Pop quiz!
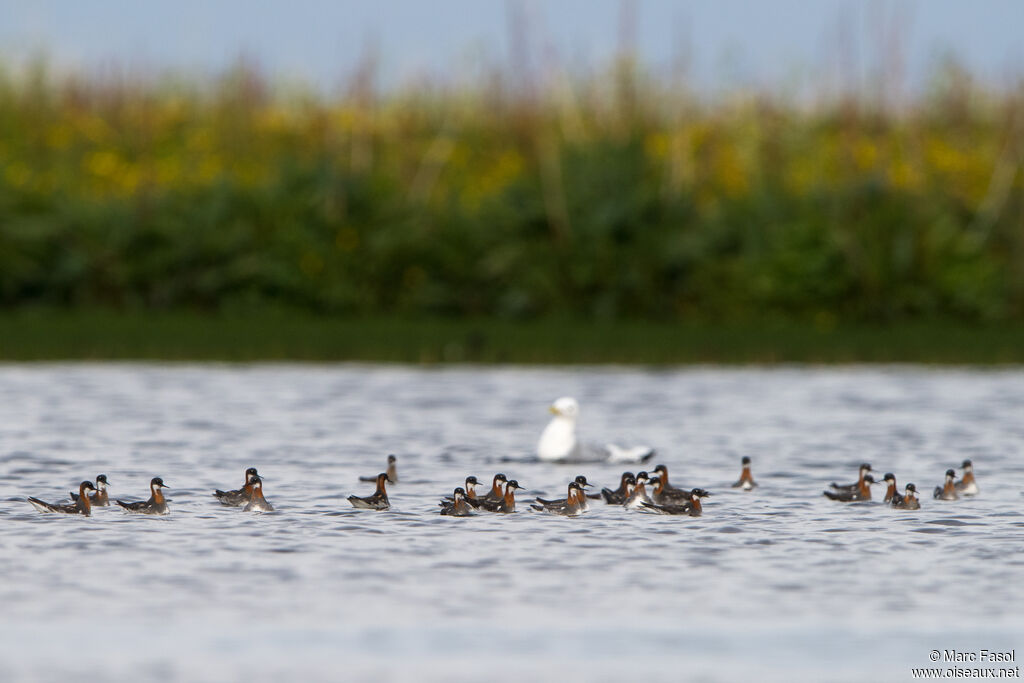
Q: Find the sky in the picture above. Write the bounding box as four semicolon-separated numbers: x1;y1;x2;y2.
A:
0;0;1021;95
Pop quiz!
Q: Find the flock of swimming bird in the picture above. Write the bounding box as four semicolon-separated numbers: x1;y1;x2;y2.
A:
820;459;979;509
23;452;980;519
21;396;981;518
434;462;721;517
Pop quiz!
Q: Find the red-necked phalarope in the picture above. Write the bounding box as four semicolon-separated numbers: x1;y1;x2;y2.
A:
954;459;978;496
642;488;710;516
892;483;921;510
882;473;898;503
28;481;97;516
214;467;259;506
243;475;274;512
462;475;482;504
829;463;872;492
624;471;654;509
70;474;110;506
443;476;483;507
440;487;475;516
481;473;508;503
650;465;688;500
531;481;585;516
731;457;758;490
650;472;694;505
478;479;523;513
823;474;875;502
534;475;593;511
573;475;594;510
360;454;398;484
116;477;169;515
348;472;390;510
600;472;635;504
933;469;958;501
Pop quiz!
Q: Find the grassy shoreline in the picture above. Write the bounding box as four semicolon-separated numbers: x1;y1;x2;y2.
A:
3;62;1023;326
1;311;1022;364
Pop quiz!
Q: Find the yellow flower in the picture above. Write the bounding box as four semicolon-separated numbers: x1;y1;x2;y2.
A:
4;162;31;188
852;139;879;171
644;132;669;159
86;151;121;179
46;123;74;150
888;158;921;192
714;143;749;196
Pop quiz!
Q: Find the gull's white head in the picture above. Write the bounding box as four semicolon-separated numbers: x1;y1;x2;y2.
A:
538;397;580;461
549;397;579;419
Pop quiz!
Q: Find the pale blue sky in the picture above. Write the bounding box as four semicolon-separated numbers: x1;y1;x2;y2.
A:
0;1;1020;94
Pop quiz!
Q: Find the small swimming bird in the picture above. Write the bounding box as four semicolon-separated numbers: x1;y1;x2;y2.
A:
574;475;594;511
536;397;654;463
933;469;959;501
531;481;585;516
481;473;508;503
881;473;898;503
214;467;260;506
641;488;710;516
459;475;481;500
892;483;921;510
534;475;593;511
624;471;654;509
443;475;483;506
829;463;872;492
70;474;110;506
731;457;758;490
648;474;669;504
600;472;635;504
650;464;689;502
478;480;523;513
649;473;693;505
954;459;978;496
823;474;875;502
440;487;475;517
116;477;170;515
533;478;585;509
347;472;390;510
360;454;398;484
243;475;274;512
28;481;97;516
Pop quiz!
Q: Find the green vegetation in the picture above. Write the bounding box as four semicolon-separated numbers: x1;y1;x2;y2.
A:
0;58;1022;361
2;311;1023;364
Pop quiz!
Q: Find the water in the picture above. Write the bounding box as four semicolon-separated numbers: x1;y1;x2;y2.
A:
1;364;1022;682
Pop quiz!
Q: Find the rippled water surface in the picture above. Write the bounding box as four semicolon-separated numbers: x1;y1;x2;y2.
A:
1;364;1022;682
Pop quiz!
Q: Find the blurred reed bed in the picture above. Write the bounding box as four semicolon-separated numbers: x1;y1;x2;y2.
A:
0;57;1022;323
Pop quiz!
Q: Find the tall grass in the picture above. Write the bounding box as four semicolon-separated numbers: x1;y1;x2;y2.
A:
0;57;1021;323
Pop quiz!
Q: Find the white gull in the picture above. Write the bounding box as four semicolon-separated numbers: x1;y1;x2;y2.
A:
536;396;655;464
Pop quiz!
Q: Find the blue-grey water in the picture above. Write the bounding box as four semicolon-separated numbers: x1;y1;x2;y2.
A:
1;364;1022;682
